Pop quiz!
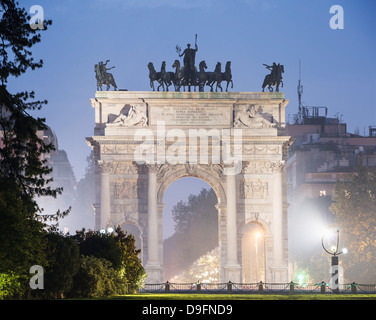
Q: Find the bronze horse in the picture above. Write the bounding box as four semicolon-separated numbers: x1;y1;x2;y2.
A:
198;61;222;92
172;60;183;91
221;61;233;92
95;63;117;91
148;62;164;91
160;61;175;92
148;59;232;92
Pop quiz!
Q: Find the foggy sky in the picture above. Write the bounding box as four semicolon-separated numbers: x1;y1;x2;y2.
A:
7;1;376;234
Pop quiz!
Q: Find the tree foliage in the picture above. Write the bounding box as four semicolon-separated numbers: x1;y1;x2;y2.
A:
43;232;80;298
0;1;69;298
0;0;67;222
70;255;126;299
0;177;47;298
330;166;376;282
72;227;146;293
173;247;220;283
0;2;145;298
0;271;23;299
165;188;218;277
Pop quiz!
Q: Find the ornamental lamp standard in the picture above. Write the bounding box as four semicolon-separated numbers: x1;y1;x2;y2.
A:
255;232;261;282
321;227;347;294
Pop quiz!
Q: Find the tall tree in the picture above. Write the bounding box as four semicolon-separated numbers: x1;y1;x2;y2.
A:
0;1;66;297
0;1;65;221
330;166;376;282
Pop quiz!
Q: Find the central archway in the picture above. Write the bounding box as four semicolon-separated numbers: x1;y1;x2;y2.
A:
162;177;219;282
153;164;229;282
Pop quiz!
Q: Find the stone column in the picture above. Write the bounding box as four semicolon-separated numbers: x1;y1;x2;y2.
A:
99;161;111;229
224;172;241;282
157;202;166;267
272;161;287;282
145;164;162;282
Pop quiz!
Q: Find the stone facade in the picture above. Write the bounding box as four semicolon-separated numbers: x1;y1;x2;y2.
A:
86;91;292;283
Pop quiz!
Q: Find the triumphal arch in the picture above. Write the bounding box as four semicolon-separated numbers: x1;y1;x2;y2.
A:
86;90;292;283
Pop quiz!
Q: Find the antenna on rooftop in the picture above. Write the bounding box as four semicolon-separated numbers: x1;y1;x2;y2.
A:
297;60;303;123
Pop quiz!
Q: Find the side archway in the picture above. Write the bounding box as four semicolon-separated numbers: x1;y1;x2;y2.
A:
114;217;146;263
239;220;270;283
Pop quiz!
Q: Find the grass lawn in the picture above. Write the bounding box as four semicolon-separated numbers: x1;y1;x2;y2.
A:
105;293;376;300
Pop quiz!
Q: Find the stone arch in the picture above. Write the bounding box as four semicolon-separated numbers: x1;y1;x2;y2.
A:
157;164;227;205
88;91;292;284
114;216;145;239
240;217;271;237
115;218;145;263
114;215;146;237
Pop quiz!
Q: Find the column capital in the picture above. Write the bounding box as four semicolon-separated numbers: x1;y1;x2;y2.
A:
146;163;160;174
97;160;112;174
271;160;285;173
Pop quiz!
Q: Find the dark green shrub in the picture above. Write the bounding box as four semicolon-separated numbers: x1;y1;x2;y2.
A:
69;255;125;298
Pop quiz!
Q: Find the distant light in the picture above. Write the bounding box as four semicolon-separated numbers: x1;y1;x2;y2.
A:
331;245;337;252
255;232;261;239
107;227;114;233
100;229;106;234
297;274;304;284
342;248;348;254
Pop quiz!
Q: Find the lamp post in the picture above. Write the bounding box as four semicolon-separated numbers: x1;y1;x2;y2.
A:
255;232;261;282
321;227;347;294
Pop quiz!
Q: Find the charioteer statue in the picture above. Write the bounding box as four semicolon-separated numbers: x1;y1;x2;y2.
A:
176;34;198;88
147;34;234;93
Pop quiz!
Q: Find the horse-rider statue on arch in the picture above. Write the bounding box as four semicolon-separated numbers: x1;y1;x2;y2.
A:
262;62;284;92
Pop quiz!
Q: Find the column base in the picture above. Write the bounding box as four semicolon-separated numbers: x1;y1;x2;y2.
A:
145;263;163;283
223;263;241;283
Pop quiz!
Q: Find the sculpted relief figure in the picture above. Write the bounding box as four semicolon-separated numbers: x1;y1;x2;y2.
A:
114;179;139;199
108;105;148;127
234;105;276;129
240;179;269;199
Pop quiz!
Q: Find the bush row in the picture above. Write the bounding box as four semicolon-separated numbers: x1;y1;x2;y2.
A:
1;227;146;299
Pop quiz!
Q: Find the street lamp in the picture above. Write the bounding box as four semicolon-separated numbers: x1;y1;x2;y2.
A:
321;227;347;293
255;232;261;282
